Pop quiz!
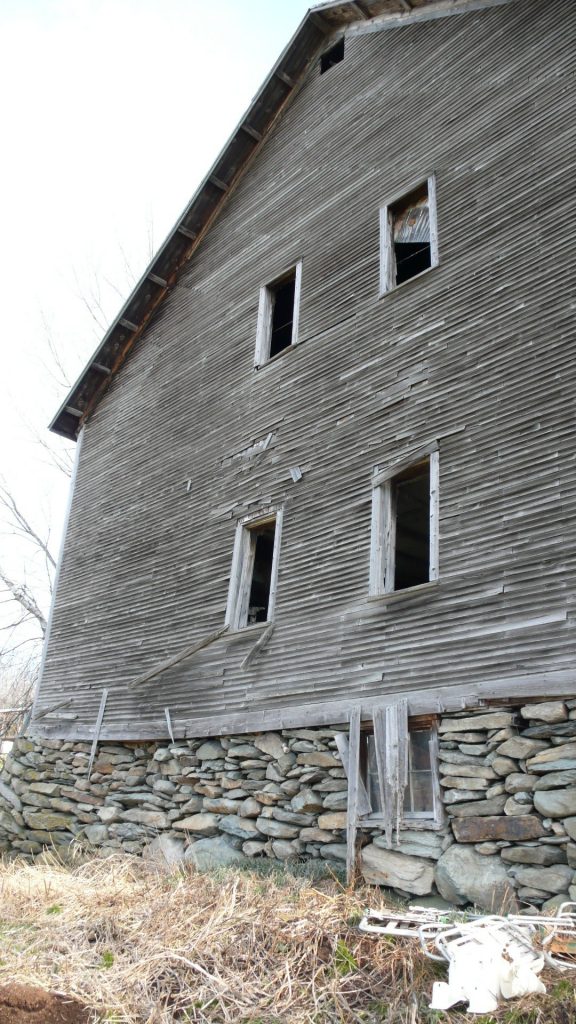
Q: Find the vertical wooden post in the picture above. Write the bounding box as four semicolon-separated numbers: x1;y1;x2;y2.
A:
87;689;109;781
346;707;361;885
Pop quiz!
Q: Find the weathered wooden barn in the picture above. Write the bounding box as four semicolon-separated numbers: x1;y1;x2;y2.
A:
2;0;576;905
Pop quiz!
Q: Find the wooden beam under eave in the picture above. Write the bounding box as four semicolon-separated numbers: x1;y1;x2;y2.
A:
119;317;139;332
240;122;262;142
147;272;168;288
209;175;229;192
177;225;197;241
308;11;332;33
91;362;111;375
275;69;295;88
64;406;82;418
350;1;371;19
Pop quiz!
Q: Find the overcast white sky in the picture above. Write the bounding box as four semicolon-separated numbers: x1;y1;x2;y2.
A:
0;0;310;656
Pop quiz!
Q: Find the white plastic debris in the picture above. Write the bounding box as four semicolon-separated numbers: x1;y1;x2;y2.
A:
429;919;546;1014
359;902;576;1015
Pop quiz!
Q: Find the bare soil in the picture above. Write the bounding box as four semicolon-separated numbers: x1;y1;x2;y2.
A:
0;983;93;1024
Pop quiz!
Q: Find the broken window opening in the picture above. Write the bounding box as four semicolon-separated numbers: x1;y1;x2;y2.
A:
393;460;430;591
380;177;438;294
226;510;283;631
247;521;276;625
320;37;344;75
269;274;296;358
255;263;302;366
370;448;439;596
364;726;437;821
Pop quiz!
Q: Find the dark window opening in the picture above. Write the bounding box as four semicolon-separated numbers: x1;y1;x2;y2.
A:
393;459;430;591
320;37;344;74
247;521;276;624
391;183;431;286
269;273;296;358
365;728;435;818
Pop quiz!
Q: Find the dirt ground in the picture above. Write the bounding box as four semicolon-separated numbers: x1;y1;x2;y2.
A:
0;984;93;1024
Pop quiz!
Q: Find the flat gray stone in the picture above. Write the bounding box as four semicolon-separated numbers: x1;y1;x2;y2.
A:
505;774;538;794
318;811;347;830
501;845;567;866
253;733;285;760
361;845;434;895
299;827;335;843
184;836;245;870
196;741;226;761
119;809;170;828
320;843;347;862
520;702;568;724
496;737;547;759
256;817;299;839
534;789;576;819
0;809;24;836
0;781;21;811
491;757;519;777
440;776;488;791
296;752;339;768
376;830;444;861
84;824;109;844
527;743;576;771
438;763;496;779
172;813;220;835
242;840;268;857
271;840;300;860
448;795;507;818
142;835;186;868
533;770;576;790
435;845;516;911
219;815;262;840
504;797;532;816
443;789;490;804
290;788;324;813
439;713;515;733
513;865;573;894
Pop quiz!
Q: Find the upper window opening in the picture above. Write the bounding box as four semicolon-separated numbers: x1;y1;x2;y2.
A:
226;511;283;631
247;521;276;624
370;449;439;596
255;263;302;366
380;176;438;294
270;274;296;358
393;460;430;591
320;37;345;75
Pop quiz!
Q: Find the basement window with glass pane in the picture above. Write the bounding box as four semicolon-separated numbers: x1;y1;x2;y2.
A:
380;176;438;294
255;263;302;366
226;511;283;630
363;725;439;824
370;450;439;595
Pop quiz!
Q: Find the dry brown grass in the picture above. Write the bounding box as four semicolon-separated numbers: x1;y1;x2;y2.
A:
0;852;574;1024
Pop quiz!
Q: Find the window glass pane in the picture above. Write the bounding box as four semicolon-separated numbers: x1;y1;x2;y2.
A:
404;728;434;815
366;729;435;818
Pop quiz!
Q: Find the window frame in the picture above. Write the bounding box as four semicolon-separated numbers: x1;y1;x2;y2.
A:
225;508;284;632
370;444;439;597
379;174;438;296
361;722;444;831
254;262;303;367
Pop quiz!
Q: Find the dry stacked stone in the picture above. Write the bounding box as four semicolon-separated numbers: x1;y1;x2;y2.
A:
2;701;576;911
0;730;351;867
435;701;576;910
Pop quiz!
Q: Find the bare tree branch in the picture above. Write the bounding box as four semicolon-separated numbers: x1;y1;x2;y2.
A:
0;484;57;571
0;569;47;635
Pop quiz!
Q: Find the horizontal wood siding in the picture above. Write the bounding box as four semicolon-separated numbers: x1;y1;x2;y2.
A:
35;0;576;739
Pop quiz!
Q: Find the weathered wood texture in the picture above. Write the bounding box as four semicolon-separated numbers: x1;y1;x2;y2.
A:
35;0;576;740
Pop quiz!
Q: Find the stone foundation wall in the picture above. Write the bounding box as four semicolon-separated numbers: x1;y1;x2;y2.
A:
1;701;576;911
